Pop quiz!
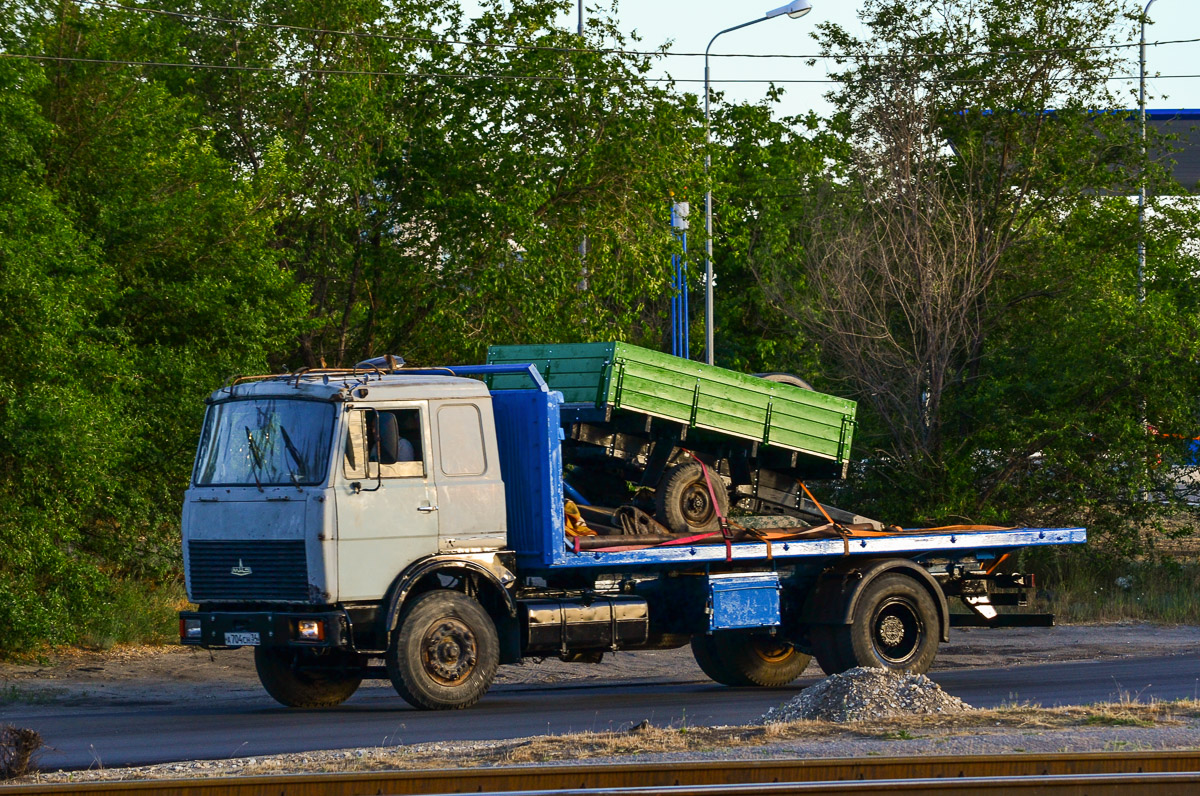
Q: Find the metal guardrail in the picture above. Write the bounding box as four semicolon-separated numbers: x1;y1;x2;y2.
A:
8;751;1200;795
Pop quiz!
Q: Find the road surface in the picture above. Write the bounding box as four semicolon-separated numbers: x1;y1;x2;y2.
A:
4;652;1198;771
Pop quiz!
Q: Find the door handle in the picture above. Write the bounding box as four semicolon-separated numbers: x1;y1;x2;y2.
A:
417;505;439;513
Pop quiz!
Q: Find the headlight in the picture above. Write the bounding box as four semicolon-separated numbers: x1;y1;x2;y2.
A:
180;618;202;640
296;619;325;641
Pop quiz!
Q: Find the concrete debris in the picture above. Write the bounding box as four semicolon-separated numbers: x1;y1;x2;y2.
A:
761;667;972;724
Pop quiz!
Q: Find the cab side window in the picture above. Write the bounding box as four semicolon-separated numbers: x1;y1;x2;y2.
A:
343;408;425;479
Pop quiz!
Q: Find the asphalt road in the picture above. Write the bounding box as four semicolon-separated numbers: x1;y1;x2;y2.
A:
9;653;1199;771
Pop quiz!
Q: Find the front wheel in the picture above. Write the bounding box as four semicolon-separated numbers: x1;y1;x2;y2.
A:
811;573;940;675
387;590;499;710
254;647;365;708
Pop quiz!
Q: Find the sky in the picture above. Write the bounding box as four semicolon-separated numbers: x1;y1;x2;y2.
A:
472;1;1200;120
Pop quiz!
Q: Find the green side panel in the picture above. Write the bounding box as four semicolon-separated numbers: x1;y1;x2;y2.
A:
487;341;857;466
486;342;617;404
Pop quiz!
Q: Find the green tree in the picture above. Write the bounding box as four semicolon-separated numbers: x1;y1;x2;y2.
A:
0;1;308;649
752;0;1200;553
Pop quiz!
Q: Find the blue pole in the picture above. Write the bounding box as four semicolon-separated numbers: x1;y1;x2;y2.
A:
674;253;682;357
681;231;689;359
668;201;691;359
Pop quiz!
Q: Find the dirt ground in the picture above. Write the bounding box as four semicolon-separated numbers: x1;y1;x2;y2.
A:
2;621;1198;708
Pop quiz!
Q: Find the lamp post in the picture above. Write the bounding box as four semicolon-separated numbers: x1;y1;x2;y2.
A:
703;0;813;365
1138;0;1157;305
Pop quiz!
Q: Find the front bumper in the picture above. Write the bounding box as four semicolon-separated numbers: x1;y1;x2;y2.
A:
179;609;350;649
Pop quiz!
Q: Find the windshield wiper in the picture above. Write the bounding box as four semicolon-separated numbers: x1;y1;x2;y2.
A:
243;426;265;492
279;425;306;492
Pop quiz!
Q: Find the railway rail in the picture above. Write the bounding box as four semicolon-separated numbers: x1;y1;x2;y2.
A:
9;750;1200;795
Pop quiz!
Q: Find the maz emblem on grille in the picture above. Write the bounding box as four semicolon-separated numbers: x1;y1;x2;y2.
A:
230;559;253;577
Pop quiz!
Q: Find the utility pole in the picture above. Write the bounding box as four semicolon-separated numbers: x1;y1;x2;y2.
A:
1138;0;1158;306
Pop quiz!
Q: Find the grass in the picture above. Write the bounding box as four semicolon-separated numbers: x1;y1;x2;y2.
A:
77;580;188;652
1029;557;1200;625
0;685;68;707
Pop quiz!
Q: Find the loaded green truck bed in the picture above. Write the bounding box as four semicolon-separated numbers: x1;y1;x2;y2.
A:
487;342;855;472
488;342;869;531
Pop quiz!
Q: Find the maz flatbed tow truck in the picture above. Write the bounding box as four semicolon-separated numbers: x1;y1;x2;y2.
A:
179;344;1085;709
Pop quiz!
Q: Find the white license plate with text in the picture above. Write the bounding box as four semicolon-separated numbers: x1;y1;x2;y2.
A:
224;632;260;647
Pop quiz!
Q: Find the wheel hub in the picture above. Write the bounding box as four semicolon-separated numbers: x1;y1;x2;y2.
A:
750;637;795;663
681;484;713;524
422;619;477;685
877;615;906;647
872;597;922;664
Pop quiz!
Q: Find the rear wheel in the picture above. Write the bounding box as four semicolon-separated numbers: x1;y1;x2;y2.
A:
717;634;812;686
690;634;745;686
387;590;499;710
656;461;730;535
810;625;854;675
811;573;940;675
254;647;365;708
691;632;812;687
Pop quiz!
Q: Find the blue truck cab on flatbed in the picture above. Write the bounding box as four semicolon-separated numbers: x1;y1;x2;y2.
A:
179;360;1085;710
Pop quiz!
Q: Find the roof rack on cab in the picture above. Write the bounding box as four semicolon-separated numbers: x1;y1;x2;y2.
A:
219;354;409;395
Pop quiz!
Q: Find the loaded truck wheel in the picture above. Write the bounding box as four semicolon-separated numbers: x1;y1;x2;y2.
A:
754;372;814;391
254;647;365;708
810;573;940;675
387;589;499;710
656;461;730;535
691;632;812;687
690;633;744;685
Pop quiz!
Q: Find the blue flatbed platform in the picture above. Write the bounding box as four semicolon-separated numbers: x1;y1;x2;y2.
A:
428;363;1086;572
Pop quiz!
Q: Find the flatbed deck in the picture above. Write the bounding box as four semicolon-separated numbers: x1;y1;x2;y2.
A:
553;525;1087;568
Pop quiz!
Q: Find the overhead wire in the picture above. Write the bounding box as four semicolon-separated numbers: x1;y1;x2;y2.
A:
66;0;1200;63
4;51;1200;87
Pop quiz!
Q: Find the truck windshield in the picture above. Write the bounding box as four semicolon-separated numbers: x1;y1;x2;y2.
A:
193;399;335;487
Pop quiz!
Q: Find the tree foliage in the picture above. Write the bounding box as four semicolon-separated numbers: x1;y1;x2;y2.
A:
0;0;703;650
752;0;1200;552
1;0;1198;651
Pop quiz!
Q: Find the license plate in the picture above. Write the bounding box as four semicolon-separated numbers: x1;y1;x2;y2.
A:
224;632;260;647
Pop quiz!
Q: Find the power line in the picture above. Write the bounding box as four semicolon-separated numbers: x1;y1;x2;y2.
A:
0;52;823;81
7;51;1200;87
68;0;1200;63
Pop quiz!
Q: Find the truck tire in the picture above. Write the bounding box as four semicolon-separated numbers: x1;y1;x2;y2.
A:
754;372;814;391
810;573;940;675
690;634;745;686
387;590;499;710
809;626;854;675
656;461;730;535
691;633;812;687
254;647;365;708
718;633;812;686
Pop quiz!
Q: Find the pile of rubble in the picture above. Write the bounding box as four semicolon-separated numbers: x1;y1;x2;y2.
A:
761;667;972;724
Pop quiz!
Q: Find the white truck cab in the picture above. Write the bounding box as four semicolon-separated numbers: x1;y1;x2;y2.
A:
182;374;507;606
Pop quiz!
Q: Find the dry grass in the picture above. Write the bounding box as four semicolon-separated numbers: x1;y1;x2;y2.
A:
0;726;43;779
496;700;1199;764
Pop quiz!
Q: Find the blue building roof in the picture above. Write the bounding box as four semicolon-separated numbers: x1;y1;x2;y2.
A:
1138;110;1200;193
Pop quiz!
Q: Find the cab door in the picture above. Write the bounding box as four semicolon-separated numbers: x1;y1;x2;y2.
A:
430;399;507;552
334;403;437;601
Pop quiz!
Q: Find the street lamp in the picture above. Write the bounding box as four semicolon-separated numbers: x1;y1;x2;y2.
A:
703;0;813;365
1138;0;1158;305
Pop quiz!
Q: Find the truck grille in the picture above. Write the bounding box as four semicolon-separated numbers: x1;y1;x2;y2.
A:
188;540;310;602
